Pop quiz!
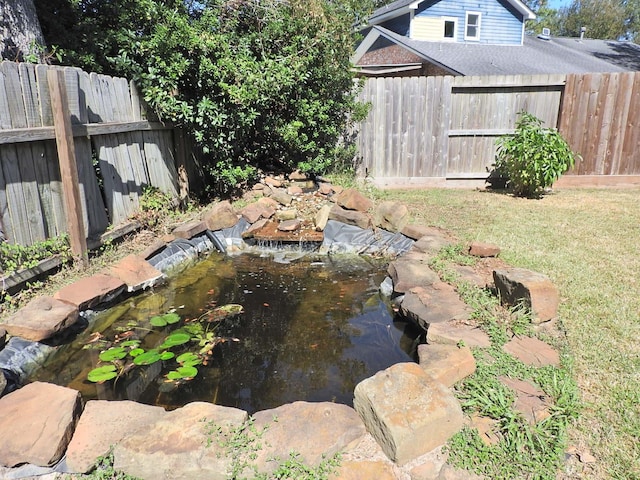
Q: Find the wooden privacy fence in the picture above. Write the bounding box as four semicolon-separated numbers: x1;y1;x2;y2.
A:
356;72;640;185
0;61;184;249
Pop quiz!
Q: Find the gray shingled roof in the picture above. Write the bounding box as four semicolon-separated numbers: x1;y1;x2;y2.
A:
369;26;640;74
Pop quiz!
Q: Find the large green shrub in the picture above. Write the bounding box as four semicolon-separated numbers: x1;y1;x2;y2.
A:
494;112;577;197
36;0;373;196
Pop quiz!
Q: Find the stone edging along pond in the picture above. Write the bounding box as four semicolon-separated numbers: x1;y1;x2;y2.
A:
0;175;563;480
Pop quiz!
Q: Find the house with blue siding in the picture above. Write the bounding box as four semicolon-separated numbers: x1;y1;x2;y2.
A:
354;0;640;75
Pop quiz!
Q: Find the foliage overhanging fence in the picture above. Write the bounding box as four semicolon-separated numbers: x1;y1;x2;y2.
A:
356;72;640;187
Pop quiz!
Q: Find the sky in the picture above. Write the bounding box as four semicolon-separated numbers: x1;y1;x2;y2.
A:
547;0;571;9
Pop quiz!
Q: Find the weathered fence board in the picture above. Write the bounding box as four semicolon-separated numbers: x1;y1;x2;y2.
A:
357;72;640;184
0;61;182;247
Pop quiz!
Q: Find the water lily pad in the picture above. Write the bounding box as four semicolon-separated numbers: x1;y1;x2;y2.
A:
120;340;140;348
159;332;191;348
133;349;162;365
150;312;181;327
176;352;201;367
160;351;175;360
99;347;127;362
129;348;144;357
88;364;118;383
166;365;198;380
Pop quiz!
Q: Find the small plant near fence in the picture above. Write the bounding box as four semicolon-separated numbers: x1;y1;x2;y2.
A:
0;234;71;277
494;112;578;197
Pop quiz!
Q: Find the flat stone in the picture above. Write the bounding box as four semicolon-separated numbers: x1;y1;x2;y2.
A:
66;400;166;473
113;402;248;480
2;296;79;342
240;202;275;223
318;182;334;195
264;175;283;188
277;219;301;231
108;254;164;292
437;464;484;479
251;402;366;476
409;457;446;480
54;274;125;310
315;204;332;231
334;188;373;212
468;241;500;257
387;257;439;293
0;382;82;467
329;204;372;229
172;219;208;239
426;322;491;349
289;170;309;181
241;218;269;239
493;268;559;323
203;200;239;231
139;237;171;260
287;185;304;195
402;225;452;244
354;363;464;466
374;201;409;232
452;265;486;288
0;370;6;398
400;284;471;328
328;460;396;480
417;343;476;387
269;188;293;206
0;326;7;349
469;414;501;446
500;377;552;424
275;208;298;221
503;336;560;367
257;196;280;208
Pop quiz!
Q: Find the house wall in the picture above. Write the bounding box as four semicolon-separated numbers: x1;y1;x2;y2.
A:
413;0;524;45
380;13;411;36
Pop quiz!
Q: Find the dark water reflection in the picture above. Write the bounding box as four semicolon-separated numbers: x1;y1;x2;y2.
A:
33;252;422;413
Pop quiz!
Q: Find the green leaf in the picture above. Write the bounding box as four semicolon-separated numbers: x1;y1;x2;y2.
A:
99;347;127;362
150;315;167;327
160;333;191;348
129;348;145;357
163;312;181;324
160;351;175;360
120;340;140;348
133;350;162;365
176;352;202;367
166;365;198;380
87;365;118;383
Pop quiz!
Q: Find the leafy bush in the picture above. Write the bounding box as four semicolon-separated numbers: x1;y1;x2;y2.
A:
36;0;374;196
494;112;577;197
0;234;70;276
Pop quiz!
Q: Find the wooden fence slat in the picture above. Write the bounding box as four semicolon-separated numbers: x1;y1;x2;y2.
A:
620;73;640;174
36;64;54;126
0;144;31;244
1;62;27;129
18;63;41;128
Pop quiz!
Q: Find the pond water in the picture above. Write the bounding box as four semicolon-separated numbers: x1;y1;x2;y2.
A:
32;252;421;413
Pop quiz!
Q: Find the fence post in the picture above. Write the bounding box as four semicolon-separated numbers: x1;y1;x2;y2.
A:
47;68;89;267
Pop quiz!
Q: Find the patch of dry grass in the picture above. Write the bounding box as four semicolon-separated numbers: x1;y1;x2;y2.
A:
381;187;640;479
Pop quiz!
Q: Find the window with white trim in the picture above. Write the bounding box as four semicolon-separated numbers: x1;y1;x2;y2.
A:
465;12;481;41
442;17;457;41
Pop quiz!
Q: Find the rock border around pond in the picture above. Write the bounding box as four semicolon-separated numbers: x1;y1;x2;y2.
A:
0;173;562;480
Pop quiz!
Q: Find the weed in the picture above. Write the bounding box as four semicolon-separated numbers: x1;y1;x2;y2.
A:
72;451;141;480
0;234;71;276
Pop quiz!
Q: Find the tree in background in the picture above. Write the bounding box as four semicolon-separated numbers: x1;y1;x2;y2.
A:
525;0;562;35
1;0;46;62
556;0;627;39
35;0;374;196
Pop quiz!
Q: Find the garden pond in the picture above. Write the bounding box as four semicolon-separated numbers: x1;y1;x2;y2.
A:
31;251;421;413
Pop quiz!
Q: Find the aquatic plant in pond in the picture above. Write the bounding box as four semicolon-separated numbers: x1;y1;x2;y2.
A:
86;304;244;389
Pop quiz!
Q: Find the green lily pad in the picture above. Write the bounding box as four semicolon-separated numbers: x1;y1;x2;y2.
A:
133;349;162;365
166;365;198;380
176;352;202;367
99;347;127;362
150;312;181;327
120;340;140;348
88;364;118;383
159;332;191;348
160;351;175;361
129;348;145;357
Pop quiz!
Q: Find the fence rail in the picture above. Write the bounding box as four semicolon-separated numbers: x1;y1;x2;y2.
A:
0;61;183;248
356;72;640;186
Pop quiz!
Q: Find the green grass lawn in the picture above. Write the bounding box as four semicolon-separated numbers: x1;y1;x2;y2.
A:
378;186;640;479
